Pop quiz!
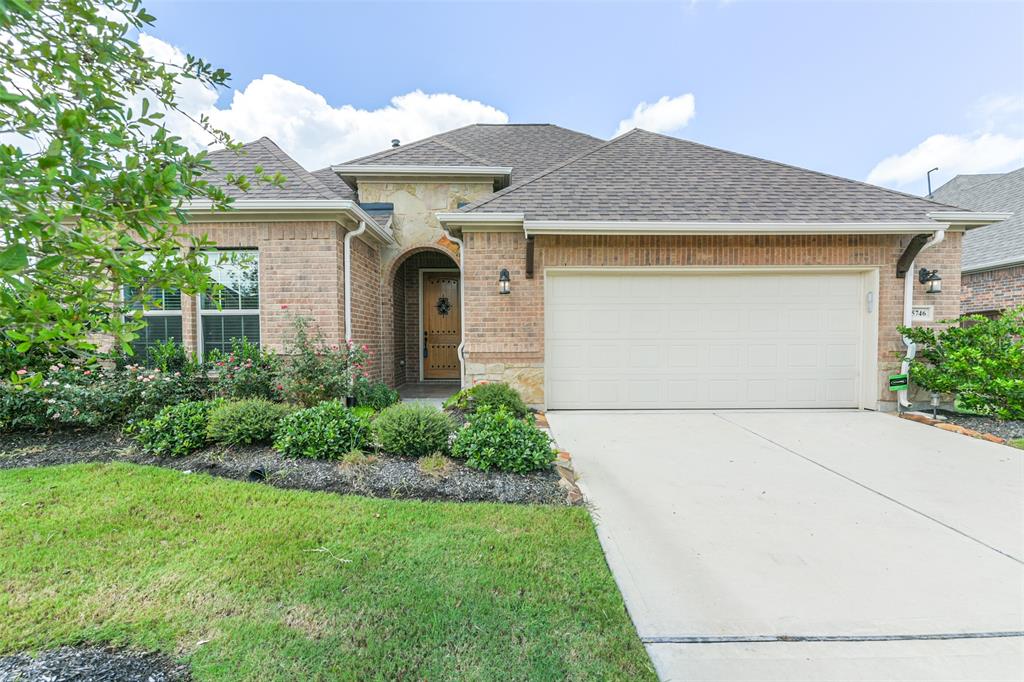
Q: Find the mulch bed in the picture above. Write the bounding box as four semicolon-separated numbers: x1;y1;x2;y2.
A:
0;646;188;682
0;430;568;505
939;412;1024;441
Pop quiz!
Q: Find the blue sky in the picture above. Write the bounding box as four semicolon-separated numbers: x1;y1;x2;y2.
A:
146;0;1024;195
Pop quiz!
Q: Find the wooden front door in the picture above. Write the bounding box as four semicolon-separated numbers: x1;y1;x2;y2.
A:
422;271;461;380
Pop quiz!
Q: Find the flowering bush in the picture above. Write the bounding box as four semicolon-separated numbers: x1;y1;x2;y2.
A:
280;317;371;407
0;362;208;431
208;338;281;401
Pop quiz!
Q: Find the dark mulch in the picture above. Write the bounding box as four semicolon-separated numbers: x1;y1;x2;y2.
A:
0;646;188;682
939;412;1024;441
0;430;567;505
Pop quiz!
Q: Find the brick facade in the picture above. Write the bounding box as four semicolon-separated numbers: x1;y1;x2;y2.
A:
171;221;384;380
961;265;1024;316
462;231;962;407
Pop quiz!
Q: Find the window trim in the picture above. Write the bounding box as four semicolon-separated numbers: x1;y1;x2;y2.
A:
121;282;184;359
196;249;262;359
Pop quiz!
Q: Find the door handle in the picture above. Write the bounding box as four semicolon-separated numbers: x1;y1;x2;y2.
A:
423;330;428;358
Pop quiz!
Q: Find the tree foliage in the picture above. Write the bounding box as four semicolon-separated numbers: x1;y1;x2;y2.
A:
900;308;1024;420
0;0;279;372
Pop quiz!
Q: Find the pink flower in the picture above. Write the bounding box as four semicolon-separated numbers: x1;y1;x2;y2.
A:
281;304;289;310
360;344;369;352
276;384;283;391
49;365;59;372
15;369;27;375
83;370;92;376
174;372;181;377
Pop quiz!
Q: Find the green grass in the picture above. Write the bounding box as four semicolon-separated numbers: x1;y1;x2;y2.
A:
1009;439;1024;450
0;463;653;681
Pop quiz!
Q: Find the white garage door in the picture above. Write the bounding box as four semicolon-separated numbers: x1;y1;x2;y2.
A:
545;271;870;410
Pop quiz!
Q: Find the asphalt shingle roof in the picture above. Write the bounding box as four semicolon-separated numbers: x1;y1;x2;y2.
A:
204;137;341;200
343;124;605;183
932;167;1024;271
462;129;960;223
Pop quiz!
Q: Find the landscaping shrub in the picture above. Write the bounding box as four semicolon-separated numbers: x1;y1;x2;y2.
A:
444;382;529;419
132;400;219;458
116;364;209;422
273;400;369;460
144;339;201;375
280;317;371;407
372;402;455;457
452;406;554;473
353;378;400;411
900;307;1024;420
0;362;207;432
0;382;50;431
207;399;294;446
208;338;281;401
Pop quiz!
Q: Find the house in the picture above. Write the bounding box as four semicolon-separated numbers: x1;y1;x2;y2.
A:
139;125;1005;411
930;167;1024;317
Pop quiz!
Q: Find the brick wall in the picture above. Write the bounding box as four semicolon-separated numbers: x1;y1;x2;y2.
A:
167;222;385;377
961;265;1024;315
180;221;342;355
343;236;384;380
462;231;962;407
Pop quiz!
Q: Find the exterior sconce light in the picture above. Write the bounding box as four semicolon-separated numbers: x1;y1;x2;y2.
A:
499;268;511;295
918;268;942;294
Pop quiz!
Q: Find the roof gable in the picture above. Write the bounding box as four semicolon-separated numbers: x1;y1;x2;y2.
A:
463;129;959;223
204;137;343;200
342;124;604;183
933;167;1024;271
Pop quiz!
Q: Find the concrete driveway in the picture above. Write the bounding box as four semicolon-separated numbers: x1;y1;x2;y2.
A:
548;410;1024;681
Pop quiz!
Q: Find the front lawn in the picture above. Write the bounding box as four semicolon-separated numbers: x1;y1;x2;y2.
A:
0;463;653;680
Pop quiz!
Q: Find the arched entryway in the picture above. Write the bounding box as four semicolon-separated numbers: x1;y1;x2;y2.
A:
384;246;461;389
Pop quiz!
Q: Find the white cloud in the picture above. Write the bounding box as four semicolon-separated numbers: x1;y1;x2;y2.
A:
138;34;509;169
866;95;1024;190
615;94;696;136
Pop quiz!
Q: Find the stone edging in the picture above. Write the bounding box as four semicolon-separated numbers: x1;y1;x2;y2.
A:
899;412;1007;444
535;411;583;505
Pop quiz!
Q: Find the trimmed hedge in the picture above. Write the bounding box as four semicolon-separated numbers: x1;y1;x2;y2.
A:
273;400;369;460
372;402;455;457
451;406;554;473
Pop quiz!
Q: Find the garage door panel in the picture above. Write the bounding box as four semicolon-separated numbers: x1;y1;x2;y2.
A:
546;271;867;409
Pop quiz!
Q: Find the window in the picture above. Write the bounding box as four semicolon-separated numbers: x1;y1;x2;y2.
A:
123;275;183;362
199;250;260;356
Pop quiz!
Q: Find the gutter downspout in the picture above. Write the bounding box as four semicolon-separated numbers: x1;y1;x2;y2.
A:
344;221;367;343
442;228;466;388
899;228;945;408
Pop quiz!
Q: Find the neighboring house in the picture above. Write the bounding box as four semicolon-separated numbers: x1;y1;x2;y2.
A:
136;125;1004;411
930;167;1024;317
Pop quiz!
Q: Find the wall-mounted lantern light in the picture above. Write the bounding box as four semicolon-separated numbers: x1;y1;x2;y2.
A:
918;268;942;294
498;268;511;295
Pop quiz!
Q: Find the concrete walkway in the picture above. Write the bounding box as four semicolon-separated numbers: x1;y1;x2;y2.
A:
548;410;1024;681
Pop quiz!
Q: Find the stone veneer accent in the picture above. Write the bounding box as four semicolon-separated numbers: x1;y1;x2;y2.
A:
357;179;492;387
462;231;963;407
961;265;1024;316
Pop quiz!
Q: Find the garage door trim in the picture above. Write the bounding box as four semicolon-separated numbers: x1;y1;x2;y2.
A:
543;266;880;410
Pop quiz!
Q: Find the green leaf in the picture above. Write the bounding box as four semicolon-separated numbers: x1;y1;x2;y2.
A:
0;243;28;272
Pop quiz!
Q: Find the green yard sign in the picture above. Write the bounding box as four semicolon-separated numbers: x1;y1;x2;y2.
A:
888;373;909;391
